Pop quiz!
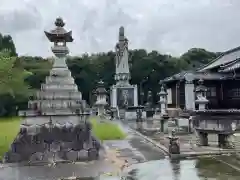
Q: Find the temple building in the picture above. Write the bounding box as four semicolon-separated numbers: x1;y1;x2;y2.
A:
162;46;240;147
163;46;240;111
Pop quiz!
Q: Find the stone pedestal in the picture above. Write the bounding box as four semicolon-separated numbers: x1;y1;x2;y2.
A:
218;134;227;148
160;119;167;132
199;132;208;146
97;106;105;116
110;85;138;108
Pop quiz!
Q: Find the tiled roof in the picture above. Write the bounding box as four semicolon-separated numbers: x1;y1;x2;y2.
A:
50;27;68;35
219;58;240;72
199;46;240;72
163;72;230;83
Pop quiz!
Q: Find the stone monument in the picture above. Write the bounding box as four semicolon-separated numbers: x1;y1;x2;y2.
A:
158;85;169;132
5;18;100;164
19;17;85;116
110;26;138;110
95;80;108;116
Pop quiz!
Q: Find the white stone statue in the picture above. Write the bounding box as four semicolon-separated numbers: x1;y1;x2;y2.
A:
115;26;130;85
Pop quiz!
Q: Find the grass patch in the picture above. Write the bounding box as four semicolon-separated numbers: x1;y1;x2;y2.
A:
90;117;126;140
0;117;21;160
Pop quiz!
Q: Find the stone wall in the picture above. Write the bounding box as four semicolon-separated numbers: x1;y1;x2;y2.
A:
3;121;100;163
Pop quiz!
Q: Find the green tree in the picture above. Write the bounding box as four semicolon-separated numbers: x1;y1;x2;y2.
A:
0;51;30;96
181;48;217;69
0;51;30;116
0;34;17;56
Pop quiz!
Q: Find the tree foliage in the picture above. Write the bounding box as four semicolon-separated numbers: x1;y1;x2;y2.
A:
0;51;30;96
0;33;17;56
0;33;52;116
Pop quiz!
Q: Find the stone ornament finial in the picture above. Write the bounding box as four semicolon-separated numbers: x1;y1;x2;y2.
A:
55;17;65;27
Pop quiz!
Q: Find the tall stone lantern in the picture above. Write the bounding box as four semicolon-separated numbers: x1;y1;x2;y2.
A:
159;85;168;116
95;80;108;116
195;79;208;111
159;85;169;132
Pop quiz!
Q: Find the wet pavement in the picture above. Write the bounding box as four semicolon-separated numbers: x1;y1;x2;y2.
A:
124;157;240;180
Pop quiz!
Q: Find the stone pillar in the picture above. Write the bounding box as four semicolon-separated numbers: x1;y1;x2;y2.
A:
199;132;208;146
134;85;138;106
111;86;117;108
218;134;227;148
184;73;195;110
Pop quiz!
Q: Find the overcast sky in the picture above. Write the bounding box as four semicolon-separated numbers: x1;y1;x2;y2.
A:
0;0;240;57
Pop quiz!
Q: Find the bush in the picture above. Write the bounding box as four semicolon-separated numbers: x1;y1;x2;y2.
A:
0;117;21;160
90;118;126;140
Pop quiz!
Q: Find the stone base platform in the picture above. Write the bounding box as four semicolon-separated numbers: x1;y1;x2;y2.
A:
3;116;100;164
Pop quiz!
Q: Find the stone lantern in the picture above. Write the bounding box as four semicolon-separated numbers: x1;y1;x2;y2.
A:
158;85;169;132
195;79;208;111
159;85;168;116
95;80;108;116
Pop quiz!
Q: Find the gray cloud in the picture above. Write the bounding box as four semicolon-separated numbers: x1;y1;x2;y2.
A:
0;9;41;34
0;0;240;57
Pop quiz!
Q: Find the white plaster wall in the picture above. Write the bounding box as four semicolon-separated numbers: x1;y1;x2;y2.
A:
185;83;195;110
